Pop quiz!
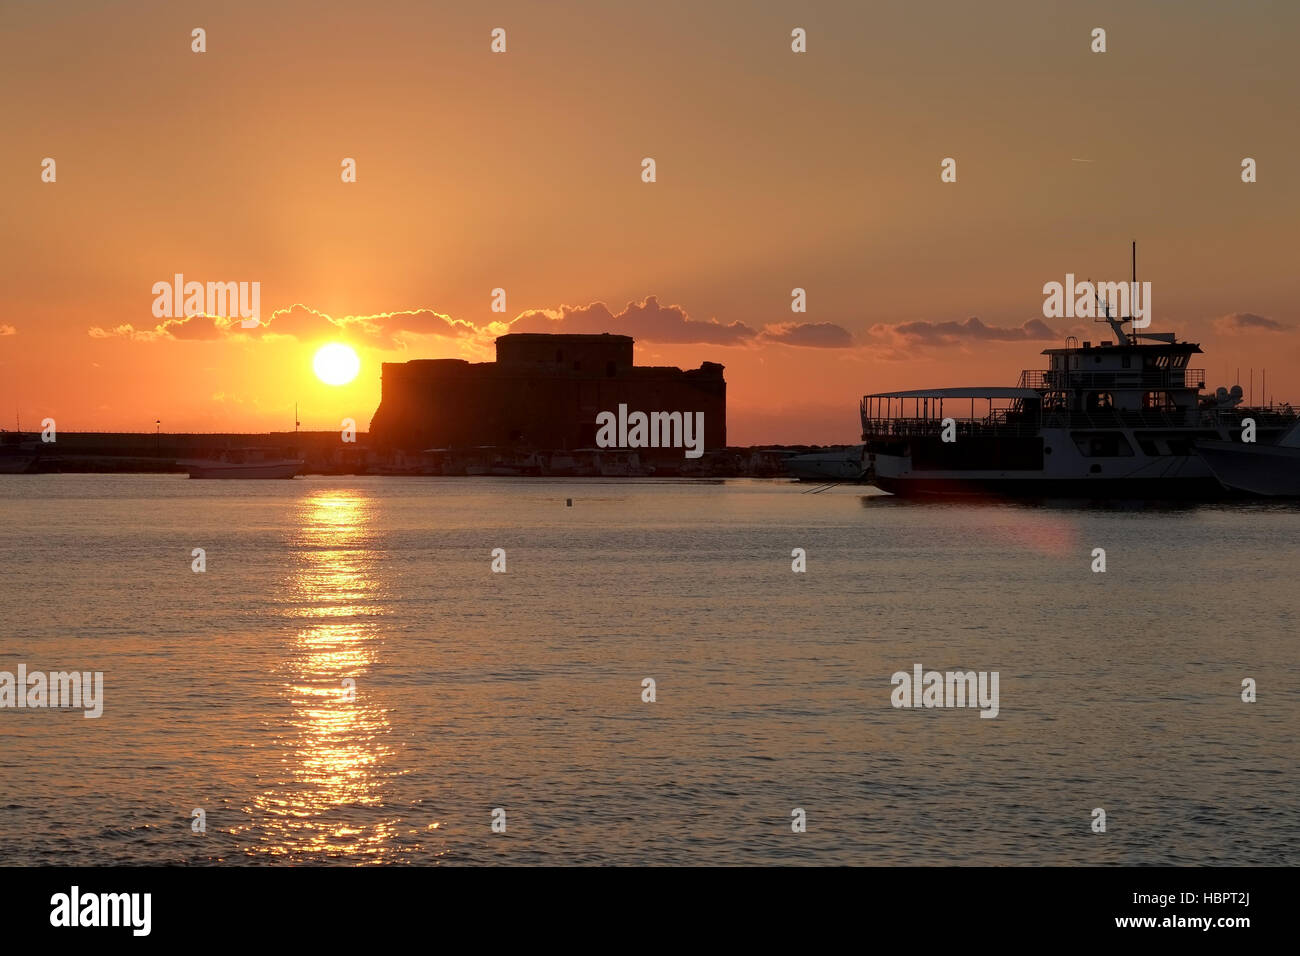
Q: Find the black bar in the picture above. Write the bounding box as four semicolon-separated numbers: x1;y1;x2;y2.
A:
0;866;1280;943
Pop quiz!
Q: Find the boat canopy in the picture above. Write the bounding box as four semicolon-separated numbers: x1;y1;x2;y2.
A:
862;387;1040;400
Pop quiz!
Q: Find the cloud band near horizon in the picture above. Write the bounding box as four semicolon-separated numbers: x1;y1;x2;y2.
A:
84;294;1128;357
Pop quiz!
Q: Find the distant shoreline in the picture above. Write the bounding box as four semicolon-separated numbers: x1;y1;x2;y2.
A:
1;431;856;479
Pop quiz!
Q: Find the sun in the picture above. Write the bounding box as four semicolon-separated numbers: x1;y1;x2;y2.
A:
313;343;360;386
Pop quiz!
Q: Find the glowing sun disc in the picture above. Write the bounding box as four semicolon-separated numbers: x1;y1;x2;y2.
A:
313;343;360;386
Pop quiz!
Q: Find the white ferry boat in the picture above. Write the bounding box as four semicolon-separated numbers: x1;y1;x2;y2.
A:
182;448;303;479
861;311;1296;499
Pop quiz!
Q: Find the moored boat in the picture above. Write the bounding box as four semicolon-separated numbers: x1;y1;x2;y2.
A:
785;445;866;482
1196;419;1300;497
183;449;302;479
860;253;1296;499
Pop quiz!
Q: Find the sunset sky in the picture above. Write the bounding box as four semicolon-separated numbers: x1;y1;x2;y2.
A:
2;0;1297;444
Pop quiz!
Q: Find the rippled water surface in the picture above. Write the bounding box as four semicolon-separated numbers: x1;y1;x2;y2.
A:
0;475;1296;865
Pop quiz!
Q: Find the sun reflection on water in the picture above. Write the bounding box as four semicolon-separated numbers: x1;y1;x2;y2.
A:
239;489;403;862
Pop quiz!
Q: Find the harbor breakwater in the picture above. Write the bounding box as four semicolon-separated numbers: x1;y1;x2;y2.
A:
2;431;851;478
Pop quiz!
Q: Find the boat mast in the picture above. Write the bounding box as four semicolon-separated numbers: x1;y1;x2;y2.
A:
1130;239;1137;345
1099;241;1137;346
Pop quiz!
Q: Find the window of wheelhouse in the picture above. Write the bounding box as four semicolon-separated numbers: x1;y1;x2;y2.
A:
1142;391;1177;410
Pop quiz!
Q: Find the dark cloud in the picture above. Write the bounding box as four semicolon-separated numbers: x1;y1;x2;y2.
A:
90;314;237;342
89;323;154;341
88;295;855;351
1213;312;1288;334
160;314;228;340
510;296;757;345
261;304;475;349
89;304;475;347
510;297;854;348
760;322;854;348
869;316;1057;348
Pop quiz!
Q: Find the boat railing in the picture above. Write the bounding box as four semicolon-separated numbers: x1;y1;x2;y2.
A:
861;414;1041;439
866;406;1299;438
1202;405;1299;428
1018;369;1206;391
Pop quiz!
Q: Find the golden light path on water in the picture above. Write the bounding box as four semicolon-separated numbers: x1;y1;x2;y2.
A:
238;489;403;861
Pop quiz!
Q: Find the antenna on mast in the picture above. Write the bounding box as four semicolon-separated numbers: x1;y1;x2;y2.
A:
1129;239;1137;345
295;402;300;433
1095;245;1131;346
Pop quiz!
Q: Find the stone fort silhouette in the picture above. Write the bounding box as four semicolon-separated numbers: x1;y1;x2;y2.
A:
369;333;726;454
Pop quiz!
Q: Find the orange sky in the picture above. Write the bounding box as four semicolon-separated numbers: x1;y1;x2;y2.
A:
2;0;1298;444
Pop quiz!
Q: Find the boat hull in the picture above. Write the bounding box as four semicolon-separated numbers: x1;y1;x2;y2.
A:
786;446;866;482
865;428;1229;500
870;473;1228;500
1195;441;1300;497
186;462;301;479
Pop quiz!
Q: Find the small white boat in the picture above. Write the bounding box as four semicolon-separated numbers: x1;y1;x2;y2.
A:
183;449;303;479
785;445;866;481
1197;419;1300;497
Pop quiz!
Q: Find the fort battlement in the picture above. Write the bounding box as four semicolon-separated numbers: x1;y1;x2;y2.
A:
369;333;726;453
